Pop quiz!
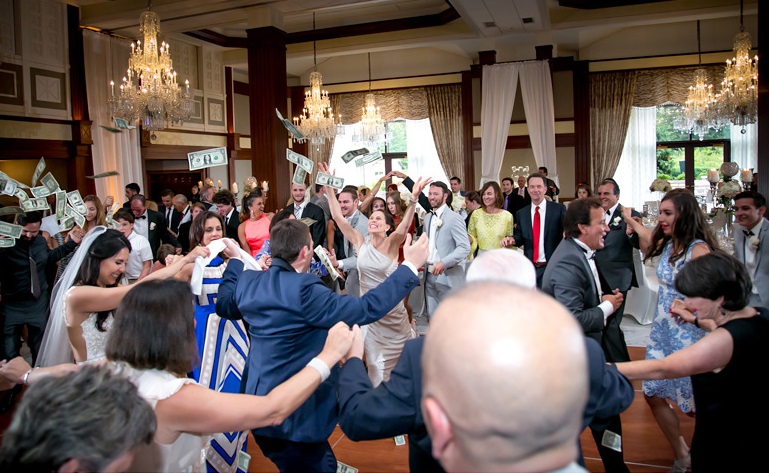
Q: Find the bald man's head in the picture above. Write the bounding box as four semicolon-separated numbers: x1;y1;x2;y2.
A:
465;249;537;288
422;283;588;472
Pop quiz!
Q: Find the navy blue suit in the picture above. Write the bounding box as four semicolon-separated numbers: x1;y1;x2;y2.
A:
513;200;566;287
337;335;633;472
216;257;419;472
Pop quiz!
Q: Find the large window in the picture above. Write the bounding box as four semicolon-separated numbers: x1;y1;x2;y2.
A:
656;104;730;200
329;118;448;196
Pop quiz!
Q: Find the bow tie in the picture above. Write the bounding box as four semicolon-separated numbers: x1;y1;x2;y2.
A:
136;215;147;220
744;230;755;237
580;245;596;260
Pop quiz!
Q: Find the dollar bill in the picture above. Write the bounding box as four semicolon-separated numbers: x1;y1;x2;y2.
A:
14;188;28;202
0;206;24;216
292;165;307;186
275;108;305;140
30;157;46;187
66;190;88;215
104;202;120;224
0;171;28;189
113;117;135;129
314;245;340;281
30;186;53;198
299;218;317;227
336;461;358;473
41;172;60;194
21;197;49;212
86;170;120;179
0;221;23;239
0;178;17;196
286;149;313;173
341;148;369;164
65;205;86;228
315;172;345;189
354;151;384;168
0;237;14;247
55;190;66;219
58;216;74;232
188;147;228;171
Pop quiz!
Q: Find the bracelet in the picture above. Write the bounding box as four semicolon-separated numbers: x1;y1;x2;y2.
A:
22;367;36;386
306;357;331;382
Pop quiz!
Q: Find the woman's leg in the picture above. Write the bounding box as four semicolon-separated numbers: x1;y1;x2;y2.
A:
645;394;690;462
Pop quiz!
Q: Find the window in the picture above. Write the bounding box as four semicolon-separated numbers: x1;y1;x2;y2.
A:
329;118;448;196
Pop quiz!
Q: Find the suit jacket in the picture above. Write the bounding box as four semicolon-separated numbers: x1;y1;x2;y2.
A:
161;206;182;235
595;205;641;293
216;257;419;443
338;338;444;473
285;202;327;251
336;334;631;472
144;209;181;260
513;200;566;263
733;218;769;307
508;187;531;215
223;208;240;240
542;238;606;344
177;220;192;254
545;177;560;198
423;207;471;288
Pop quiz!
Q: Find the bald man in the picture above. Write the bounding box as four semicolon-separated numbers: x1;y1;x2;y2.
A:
422;283;589;473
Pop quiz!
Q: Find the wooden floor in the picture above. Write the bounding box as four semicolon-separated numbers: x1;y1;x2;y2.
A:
244;346;695;473
0;346;693;473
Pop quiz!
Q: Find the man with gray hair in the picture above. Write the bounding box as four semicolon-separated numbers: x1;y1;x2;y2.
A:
0;365;156;472
422;282;589;472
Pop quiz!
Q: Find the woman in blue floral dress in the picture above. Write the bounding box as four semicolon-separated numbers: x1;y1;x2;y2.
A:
623;189;717;472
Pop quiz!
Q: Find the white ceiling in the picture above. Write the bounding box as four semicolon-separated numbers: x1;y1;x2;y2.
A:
62;0;758;79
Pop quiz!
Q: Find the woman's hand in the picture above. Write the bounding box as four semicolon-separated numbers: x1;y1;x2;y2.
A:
318;322;357;367
669;298;696;325
103;195;114;208
500;236;515;248
257;253;272;270
221;238;241;258
185;245;210;262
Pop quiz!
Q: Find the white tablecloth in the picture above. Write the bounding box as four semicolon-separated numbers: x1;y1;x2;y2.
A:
624;249;658;325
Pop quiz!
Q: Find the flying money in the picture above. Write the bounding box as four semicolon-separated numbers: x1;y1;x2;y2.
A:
286;149;313;173
30;186;52;198
86;170;120;179
292;166;307;186
341;148;369;164
55;190;66;219
58;216;74;232
0;178;17;196
30;157;45;187
21;197;49;212
0;237;14;247
188;147;228;171
0;206;24;216
0;221;22;239
41;172;60;193
66;190;88;215
314;245;340;281
315;172;344;189
275;108;305;141
354;151;384;168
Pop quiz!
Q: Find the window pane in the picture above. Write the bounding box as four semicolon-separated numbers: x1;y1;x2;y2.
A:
656;106;690;142
656;147;685;180
694;145;725;199
387;120;407;153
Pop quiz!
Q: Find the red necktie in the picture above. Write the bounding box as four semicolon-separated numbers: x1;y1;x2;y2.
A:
532;206;541;262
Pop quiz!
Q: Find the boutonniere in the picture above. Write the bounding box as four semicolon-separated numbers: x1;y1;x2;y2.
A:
434;217;443;228
149;222;156;231
611;216;622;227
749;235;760;250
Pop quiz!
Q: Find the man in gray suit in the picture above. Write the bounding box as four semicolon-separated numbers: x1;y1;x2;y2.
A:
594;178;640;363
332;188;368;296
423;181;471;319
542;197;629;473
733;190;769;306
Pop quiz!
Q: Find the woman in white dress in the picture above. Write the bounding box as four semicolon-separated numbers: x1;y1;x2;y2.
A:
322;162;430;386
36;226;205;367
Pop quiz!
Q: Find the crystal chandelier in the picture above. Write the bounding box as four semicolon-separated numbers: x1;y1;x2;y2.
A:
717;1;758;133
107;3;194;131
674;21;720;140
292;14;340;146
352;53;386;146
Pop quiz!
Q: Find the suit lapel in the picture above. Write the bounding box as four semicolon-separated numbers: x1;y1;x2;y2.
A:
757;220;769;268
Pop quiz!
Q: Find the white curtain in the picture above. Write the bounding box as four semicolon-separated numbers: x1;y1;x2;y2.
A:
480;63;518;186
405;118;448;184
518;61;557;186
83;30;143;204
613;107;657;210
730;122;758;173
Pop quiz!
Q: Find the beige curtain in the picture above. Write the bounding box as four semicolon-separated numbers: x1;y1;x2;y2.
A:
590;71;637;186
425;84;463;181
335;88;429;124
633;65;725;107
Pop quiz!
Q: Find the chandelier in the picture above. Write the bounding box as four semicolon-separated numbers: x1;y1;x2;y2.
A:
717;17;758;132
107;3;194;131
292;13;340;146
352;53;387;146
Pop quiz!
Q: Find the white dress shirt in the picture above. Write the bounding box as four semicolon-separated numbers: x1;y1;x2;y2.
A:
134;211;149;238
573;238;614;322
427;204;447;264
530;202;547;263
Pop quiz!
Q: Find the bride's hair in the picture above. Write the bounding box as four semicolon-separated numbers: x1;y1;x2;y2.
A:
74;229;131;331
106;279;198;374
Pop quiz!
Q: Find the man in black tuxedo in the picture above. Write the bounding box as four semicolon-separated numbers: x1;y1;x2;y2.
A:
449;176;466;197
506;173;566;287
510;174;531;214
159;189;182;236
130;194;180;260
213;190;239;240
122;182;140;209
501;177;514;213
541;197;629;473
284;181;327;252
199;185;215;210
594;178;641;363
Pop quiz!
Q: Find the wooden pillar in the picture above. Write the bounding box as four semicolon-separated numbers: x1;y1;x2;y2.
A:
758;0;768;193
67;5;95;195
224;66;238;191
247;26;290;209
461;70;475;188
573;60;591;187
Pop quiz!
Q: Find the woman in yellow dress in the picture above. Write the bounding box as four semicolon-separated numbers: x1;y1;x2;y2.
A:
467;181;514;255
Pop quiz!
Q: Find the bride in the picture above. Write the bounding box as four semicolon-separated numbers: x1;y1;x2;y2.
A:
321;161;430;385
36;226;205;367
